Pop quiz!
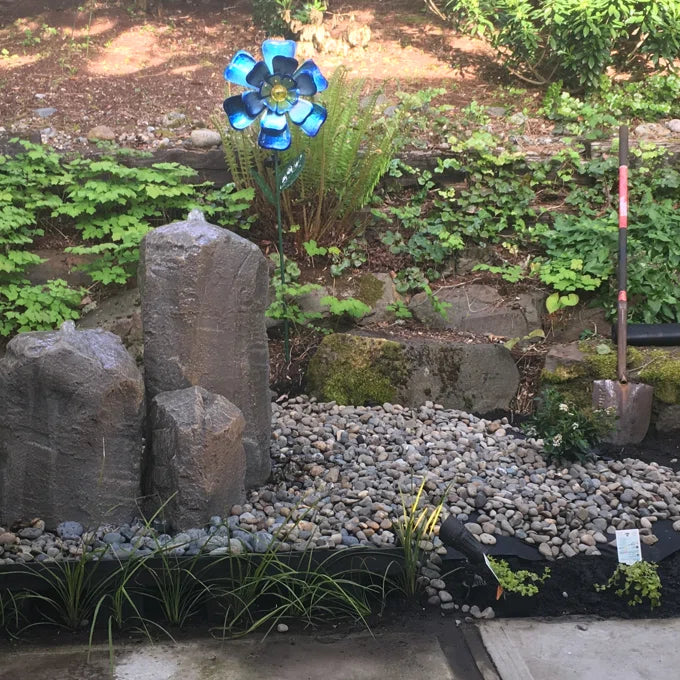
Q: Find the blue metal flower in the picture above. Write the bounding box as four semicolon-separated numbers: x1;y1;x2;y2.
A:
223;39;328;151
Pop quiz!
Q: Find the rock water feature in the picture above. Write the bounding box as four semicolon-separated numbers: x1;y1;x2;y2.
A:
0;321;145;526
140;209;271;488
0;210;270;531
150;386;246;530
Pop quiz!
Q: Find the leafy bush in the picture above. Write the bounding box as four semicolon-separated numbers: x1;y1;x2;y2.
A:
486;557;550;596
541;74;680;138
595;560;662;608
535;144;680;323
523;387;615;463
0;141;253;336
218;67;405;248
430;0;680;90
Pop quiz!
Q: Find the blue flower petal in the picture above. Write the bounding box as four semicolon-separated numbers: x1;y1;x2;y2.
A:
243;91;266;117
272;55;299;77
224;95;259;130
224;50;257;89
294;73;317;96
288;98;313;124
295;60;328;93
261;110;288;130
246;61;271;89
258;122;292;150
298;103;327;137
262;39;296;74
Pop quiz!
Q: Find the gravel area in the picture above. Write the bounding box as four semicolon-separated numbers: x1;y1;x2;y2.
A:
2;396;679;568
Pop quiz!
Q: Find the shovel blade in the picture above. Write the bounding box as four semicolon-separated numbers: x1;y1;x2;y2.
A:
592;380;654;445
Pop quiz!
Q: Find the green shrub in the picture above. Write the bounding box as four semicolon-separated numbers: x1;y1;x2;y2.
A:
523;387;615;463
430;0;680;90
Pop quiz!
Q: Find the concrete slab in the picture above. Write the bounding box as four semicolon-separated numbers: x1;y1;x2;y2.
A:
0;628;463;680
479;618;680;680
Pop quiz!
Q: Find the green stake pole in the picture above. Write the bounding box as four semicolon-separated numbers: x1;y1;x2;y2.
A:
274;152;290;363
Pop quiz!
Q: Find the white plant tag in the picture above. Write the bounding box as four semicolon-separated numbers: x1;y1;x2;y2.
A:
484;553;500;583
616;529;642;565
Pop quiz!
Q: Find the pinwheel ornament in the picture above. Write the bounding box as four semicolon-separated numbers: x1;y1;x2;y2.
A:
223;40;329;362
223;39;328;151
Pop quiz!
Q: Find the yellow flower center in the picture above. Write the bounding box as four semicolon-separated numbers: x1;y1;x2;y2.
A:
270;83;288;103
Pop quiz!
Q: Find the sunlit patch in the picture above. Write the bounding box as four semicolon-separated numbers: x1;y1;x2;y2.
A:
69;18;117;39
169;64;203;76
88;28;165;75
0;53;43;70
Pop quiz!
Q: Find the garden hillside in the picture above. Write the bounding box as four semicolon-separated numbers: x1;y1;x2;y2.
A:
1;0;680;407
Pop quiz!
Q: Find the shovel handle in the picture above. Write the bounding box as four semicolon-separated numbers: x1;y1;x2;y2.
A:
617;125;628;383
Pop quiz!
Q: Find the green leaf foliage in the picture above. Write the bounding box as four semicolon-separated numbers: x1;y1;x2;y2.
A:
429;0;680;90
0;142;253;336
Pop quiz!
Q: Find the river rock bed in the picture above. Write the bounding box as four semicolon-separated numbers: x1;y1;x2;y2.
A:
1;397;679;568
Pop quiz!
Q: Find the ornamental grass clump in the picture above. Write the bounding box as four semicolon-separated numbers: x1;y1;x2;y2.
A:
523;387;615;463
393;478;449;600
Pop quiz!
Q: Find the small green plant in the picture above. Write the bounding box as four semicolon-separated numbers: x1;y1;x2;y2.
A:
17;544;118;632
542;75;680;138
386;300;412;319
486;557;550;597
595;561;661;608
215;510;378;638
523;387;616;463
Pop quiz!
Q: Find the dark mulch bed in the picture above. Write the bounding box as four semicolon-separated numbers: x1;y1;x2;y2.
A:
449;551;680;619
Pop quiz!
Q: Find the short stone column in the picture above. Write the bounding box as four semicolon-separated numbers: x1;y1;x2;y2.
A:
140;210;271;487
0;322;145;527
150;386;246;530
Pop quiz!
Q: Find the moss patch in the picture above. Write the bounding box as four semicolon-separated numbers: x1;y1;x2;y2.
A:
541;340;680;409
306;333;410;405
638;350;680;404
354;274;385;308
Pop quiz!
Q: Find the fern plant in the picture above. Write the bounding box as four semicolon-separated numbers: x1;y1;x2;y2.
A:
217;67;403;247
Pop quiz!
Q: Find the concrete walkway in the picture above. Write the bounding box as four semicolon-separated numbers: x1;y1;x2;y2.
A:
0;619;483;680
4;617;680;680
478;618;680;680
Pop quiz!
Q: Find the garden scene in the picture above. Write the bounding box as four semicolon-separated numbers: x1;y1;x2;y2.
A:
1;0;680;677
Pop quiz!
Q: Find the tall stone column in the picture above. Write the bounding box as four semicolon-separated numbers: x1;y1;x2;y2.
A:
140;210;271;487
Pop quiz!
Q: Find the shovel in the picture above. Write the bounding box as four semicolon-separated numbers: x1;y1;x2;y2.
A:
592;125;653;445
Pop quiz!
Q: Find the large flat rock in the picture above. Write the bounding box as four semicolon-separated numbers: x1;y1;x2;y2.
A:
409;284;544;338
307;333;519;414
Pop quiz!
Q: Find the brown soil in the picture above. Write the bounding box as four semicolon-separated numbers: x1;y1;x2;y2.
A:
0;0;546;147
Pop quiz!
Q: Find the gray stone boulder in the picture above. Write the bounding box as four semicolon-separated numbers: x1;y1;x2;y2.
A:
140;210;271;487
149;387;246;531
0;321;144;528
78;288;143;363
409;284;544;338
307;333;519;413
